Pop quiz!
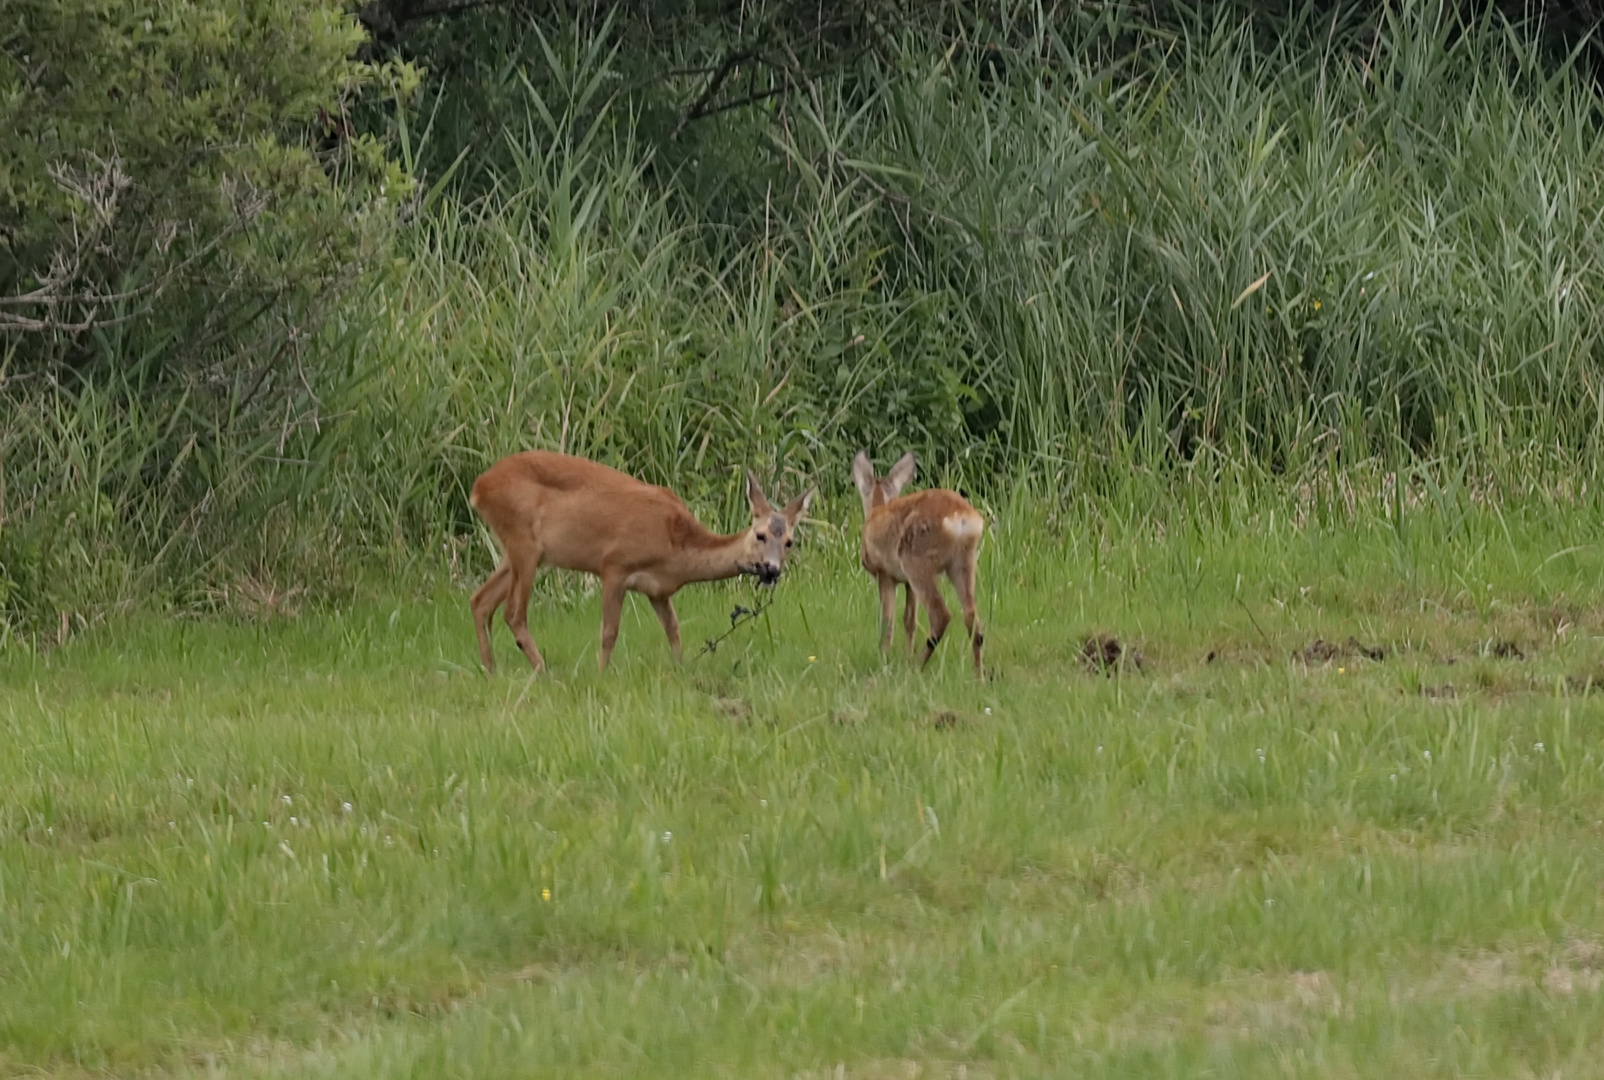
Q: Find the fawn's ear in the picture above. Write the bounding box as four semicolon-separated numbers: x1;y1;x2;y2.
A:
746;470;773;515
884;452;917;498
851;451;876;504
782;488;814;525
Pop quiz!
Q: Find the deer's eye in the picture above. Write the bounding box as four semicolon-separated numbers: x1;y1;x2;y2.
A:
756;533;767;542
785;539;793;548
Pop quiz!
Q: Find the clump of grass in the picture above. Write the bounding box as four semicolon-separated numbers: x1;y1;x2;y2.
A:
849;1;1604;473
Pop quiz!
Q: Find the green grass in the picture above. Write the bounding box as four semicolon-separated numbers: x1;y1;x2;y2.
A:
6;495;1604;1077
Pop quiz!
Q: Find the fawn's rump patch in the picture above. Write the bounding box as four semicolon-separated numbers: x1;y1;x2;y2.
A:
942;512;983;540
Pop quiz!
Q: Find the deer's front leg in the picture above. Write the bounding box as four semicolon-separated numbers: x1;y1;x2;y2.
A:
650;595;682;662
598;573;627;672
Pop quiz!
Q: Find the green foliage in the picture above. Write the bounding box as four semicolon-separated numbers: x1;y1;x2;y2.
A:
1;0;414;362
0;0;420;631
357;0;928;190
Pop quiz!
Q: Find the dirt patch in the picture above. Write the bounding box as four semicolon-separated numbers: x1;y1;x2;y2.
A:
210;576;305;621
1082;634;1143;675
1488;639;1525;660
1204;969;1346;1040
1419;683;1458;700
1423;938;1604;998
925;709;965;730
1297;636;1386;664
1565;671;1604;695
1345;636;1386;661
1536;597;1591;634
1300;638;1342;663
830;705;867;727
1543;962;1604;996
711;696;752;723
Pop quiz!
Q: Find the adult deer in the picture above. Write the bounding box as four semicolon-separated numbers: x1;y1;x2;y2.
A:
851;450;985;678
469;451;812;674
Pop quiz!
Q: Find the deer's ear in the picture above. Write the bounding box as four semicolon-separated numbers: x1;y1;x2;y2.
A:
851;451;876;503
884;452;917;497
782;488;814;525
746;469;772;514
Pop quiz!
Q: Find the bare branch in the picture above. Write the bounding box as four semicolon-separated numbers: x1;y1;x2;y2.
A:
0;159;271;337
673;48;772;135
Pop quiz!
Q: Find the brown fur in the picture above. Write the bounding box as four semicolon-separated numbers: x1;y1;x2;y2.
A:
852;451;985;678
469;450;812;674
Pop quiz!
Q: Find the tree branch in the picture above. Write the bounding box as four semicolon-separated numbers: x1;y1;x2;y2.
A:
0;162;269;337
357;0;508;43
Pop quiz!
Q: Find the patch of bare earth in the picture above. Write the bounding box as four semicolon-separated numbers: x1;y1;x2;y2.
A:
1205;969;1348;1041
1082;634;1143;675
1417;937;1604;998
1297;636;1386;664
790;1062;991;1079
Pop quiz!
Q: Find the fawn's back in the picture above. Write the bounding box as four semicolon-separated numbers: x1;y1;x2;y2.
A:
862;488;983;581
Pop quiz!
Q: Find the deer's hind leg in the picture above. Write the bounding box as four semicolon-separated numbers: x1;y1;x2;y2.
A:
470;563;512;673
502;540;547;673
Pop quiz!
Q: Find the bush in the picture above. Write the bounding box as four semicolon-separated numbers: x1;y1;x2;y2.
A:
0;0;417;632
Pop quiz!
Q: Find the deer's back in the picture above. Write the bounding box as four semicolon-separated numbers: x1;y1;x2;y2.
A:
470;451;693;571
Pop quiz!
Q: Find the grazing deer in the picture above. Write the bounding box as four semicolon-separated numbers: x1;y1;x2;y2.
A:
852;451;985;678
469;451;812;674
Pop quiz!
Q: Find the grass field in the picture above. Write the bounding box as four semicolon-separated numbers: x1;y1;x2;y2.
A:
6;488;1604;1078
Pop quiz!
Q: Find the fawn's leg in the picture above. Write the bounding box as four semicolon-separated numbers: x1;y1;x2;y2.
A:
912;574;952;670
877;575;898;653
901;583;918;654
950;550;984;679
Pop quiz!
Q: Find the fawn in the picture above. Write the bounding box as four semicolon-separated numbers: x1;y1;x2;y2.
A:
851;451;984;677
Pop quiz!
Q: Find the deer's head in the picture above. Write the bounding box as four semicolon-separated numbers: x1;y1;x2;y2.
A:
740;472;813;585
